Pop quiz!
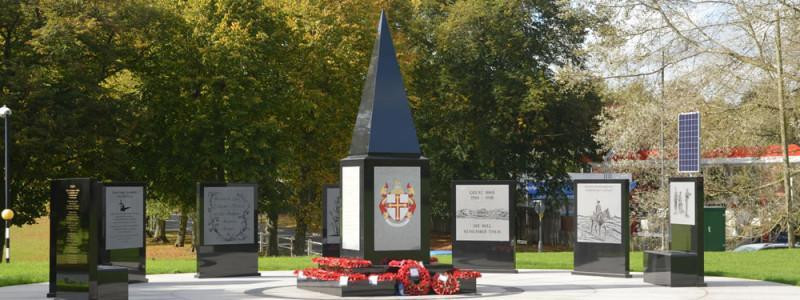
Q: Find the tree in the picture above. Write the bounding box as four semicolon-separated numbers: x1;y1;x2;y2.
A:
587;0;800;247
126;0;295;247
270;0;378;255
401;0;604;234
0;0;148;226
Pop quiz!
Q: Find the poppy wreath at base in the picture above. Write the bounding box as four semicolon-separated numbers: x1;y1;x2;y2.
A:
431;272;460;295
393;260;431;296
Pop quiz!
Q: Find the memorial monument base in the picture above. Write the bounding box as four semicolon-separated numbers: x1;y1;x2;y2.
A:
295;263;478;297
95;265;129;300
322;243;341;257
571;271;633;278
196;244;260;278
297;278;398;297
643;250;705;287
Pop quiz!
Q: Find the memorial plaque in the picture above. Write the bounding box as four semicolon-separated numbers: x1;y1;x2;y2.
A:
100;183;147;284
323;185;342;257
373;166;421;251
572;179;630;278
202;186;255;245
105;186;144;250
342;167;361;252
451;181;516;273
196;183;259;278
670;181;695;226
49;179;97;299
455;184;510;242
576;183;623;244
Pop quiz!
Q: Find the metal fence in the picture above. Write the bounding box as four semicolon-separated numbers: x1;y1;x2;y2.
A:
258;233;321;256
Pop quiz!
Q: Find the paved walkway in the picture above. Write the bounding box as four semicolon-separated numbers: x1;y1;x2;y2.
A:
3;270;798;299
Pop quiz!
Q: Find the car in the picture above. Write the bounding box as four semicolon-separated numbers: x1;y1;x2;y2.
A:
733;243;800;252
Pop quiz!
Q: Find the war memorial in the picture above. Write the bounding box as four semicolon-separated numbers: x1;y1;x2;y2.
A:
0;6;798;300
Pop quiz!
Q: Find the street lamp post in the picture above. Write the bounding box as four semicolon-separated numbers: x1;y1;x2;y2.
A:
534;200;544;253
0;105;11;263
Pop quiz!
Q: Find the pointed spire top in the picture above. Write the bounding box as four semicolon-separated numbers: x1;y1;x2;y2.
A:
348;11;421;157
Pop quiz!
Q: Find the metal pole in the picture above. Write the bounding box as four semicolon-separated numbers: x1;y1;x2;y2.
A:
3;116;9;263
537;213;543;253
660;48;667;251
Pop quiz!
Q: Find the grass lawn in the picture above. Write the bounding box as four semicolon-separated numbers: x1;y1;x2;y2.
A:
1;219;799;287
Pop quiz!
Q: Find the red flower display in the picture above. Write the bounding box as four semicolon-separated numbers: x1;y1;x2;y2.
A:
376;272;396;281
452;269;482;279
296;258;482;296
431;272;460;295
394;260;431;296
312;257;372;270
295;268;368;282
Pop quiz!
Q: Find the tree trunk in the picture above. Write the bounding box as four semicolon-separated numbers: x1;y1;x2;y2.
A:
175;210;188;247
267;209;279;256
293;184;315;256
151;219;169;244
775;12;794;249
293;216;308;256
191;216;197;252
145;216;153;238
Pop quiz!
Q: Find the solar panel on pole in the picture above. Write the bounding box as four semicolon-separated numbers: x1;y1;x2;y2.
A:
678;112;701;173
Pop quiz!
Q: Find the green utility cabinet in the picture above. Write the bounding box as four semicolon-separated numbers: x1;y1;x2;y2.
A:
703;207;726;251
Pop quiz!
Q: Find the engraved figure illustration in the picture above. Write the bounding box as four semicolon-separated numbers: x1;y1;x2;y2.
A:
328;194;341;236
577;188;622;244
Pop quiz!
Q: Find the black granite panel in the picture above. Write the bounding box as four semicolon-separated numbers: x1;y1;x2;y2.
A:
108;248;146;283
643;177;705;287
297;278;397;297
196;244;260;278
322;184;341;258
51;179;95;300
643;250;704;287
96;265;128;300
340;156;430;265
572;180;630;278
99;183;147;284
452;242;516;273
451;181;516;273
572;243;631;277
196;183;260;278
322;243;341;257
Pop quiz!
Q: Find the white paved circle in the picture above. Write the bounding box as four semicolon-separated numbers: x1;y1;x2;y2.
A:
2;270;798;299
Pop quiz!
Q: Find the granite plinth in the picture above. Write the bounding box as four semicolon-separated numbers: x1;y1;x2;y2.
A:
108;248;147;283
643;250;705;287
451;181;517;273
572;180;631;278
196;244;260;278
322;243;340;258
296;278;397;297
295;264;476;297
96;265;128;300
452;242;517;273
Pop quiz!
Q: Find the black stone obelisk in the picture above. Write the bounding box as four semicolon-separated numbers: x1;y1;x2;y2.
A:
340;11;430;264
